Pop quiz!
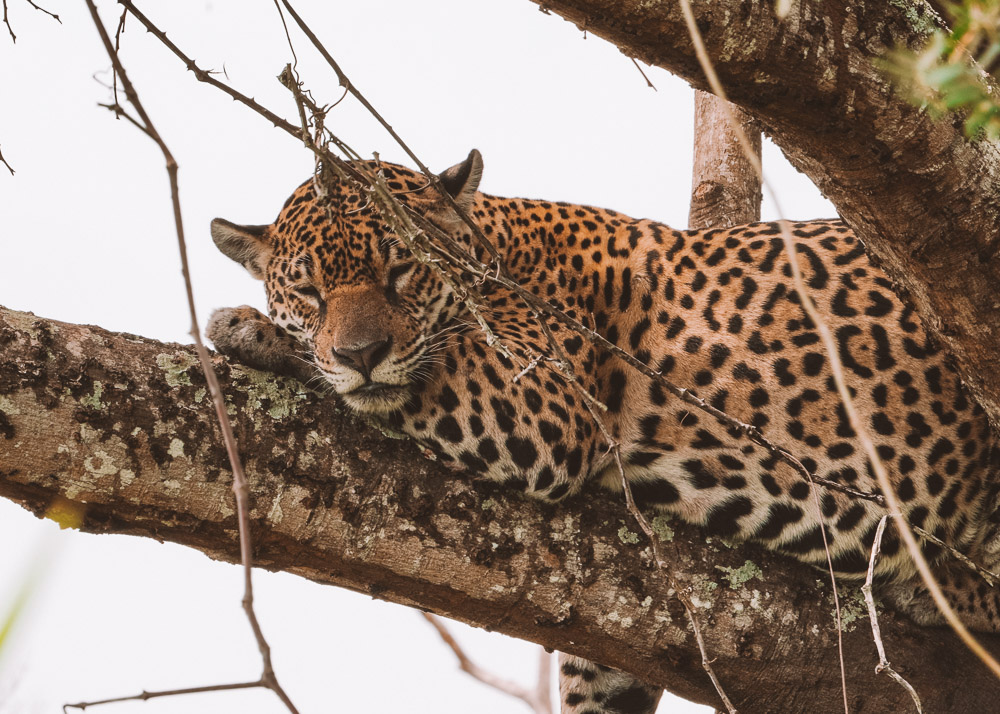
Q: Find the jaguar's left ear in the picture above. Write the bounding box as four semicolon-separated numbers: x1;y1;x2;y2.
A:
438;149;483;211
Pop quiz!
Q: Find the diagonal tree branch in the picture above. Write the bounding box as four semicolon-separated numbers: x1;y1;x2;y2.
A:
3;304;1000;712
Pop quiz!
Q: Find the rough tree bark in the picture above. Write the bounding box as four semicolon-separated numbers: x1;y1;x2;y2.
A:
3;306;1000;712
688;91;761;230
531;0;1000;433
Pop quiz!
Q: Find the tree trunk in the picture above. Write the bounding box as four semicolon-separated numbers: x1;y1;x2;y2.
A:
689;90;761;229
3;305;999;711
530;0;1000;433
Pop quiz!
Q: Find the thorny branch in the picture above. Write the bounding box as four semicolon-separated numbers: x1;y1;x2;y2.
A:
861;516;924;713
2;0;59;42
73;2;299;711
421;613;553;714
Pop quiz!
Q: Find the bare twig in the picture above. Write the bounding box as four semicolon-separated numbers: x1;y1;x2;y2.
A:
675;0;1000;682
861;516;924;713
630;57;657;90
112;8;126;116
421;612;553;714
3;0;13;42
0;145;13;175
76;2;299;712
63;681;262;712
24;0;58;23
271;0;299;70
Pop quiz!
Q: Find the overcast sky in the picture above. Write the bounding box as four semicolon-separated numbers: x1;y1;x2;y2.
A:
0;2;835;712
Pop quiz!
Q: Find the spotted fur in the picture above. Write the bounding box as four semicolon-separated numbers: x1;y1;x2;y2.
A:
208;151;1000;714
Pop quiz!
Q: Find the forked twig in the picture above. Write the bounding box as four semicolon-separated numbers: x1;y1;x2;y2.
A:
72;2;299;712
2;0;60;42
421;612;553;713
861;516;923;713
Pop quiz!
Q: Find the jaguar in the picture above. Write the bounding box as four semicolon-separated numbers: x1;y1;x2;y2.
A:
207;150;1000;714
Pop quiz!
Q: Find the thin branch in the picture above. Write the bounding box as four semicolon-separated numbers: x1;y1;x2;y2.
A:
630;57;657;90
116;1;300;135
861;516;924;713
421;612;552;714
80;2;299;711
675;0;1000;683
63;680;263;712
271;0;299;71
0;145;13;175
112;8;126;116
24;0;58;23
3;0;14;42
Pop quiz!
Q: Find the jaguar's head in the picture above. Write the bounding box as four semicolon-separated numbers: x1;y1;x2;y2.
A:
210;150;484;414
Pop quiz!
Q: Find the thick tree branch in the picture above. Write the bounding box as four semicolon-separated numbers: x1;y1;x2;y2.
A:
531;0;1000;430
2;305;1000;711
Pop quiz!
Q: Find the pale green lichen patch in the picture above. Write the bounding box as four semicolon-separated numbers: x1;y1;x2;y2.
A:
239;367;310;420
84;450;118;477
194;388;207;403
481;498;497;511
167;438;185;459
833;588;869;632
0;395;21;416
716;560;762;590
156;352;199;387
651;515;674;542
80;381;105;410
617;525;641;545
889;0;936;36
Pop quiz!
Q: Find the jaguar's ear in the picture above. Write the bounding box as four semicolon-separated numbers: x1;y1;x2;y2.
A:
211;218;273;280
438;149;483;210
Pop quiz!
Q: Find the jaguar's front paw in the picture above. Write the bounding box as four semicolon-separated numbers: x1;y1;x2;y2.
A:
207;306;313;382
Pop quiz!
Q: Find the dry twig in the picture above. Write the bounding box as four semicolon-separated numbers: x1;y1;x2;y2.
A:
69;2;299;711
0;145;13;175
421;612;553;714
861;516;924;713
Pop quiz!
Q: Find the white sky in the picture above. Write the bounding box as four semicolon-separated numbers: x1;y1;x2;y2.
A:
0;1;834;712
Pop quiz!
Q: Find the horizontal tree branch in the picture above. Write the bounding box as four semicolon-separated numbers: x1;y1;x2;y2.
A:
1;304;998;711
531;0;1000;431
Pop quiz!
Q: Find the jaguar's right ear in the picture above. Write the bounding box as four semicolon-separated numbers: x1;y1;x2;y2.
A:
211;218;273;280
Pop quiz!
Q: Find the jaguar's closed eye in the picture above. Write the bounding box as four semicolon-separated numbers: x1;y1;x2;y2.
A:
293;285;322;302
386;262;415;304
387;262;415;286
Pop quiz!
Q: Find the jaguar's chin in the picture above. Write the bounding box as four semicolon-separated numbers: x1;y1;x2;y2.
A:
341;382;411;414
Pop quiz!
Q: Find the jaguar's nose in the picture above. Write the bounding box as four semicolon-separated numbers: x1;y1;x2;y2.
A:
331;337;392;379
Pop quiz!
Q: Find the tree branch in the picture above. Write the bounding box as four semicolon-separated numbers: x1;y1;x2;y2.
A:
2;304;999;712
529;0;1000;431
